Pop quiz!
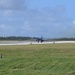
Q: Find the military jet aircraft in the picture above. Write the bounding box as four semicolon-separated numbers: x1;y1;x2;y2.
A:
36;37;44;43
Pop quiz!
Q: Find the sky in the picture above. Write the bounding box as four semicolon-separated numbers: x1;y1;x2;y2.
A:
0;0;75;38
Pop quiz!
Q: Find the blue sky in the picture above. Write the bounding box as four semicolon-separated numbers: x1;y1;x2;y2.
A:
0;0;75;38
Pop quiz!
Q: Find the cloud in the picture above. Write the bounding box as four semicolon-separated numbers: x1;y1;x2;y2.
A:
0;4;75;37
0;24;14;36
72;20;75;25
55;5;65;13
22;7;75;37
0;0;25;10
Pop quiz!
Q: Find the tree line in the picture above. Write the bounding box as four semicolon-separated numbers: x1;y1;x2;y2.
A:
0;36;37;41
0;36;75;41
49;38;75;41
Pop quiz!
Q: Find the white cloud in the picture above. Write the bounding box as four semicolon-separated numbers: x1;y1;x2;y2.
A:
55;5;65;13
0;24;15;36
0;4;75;37
72;20;75;25
3;10;13;17
0;24;13;30
0;24;6;29
21;21;31;31
0;0;25;10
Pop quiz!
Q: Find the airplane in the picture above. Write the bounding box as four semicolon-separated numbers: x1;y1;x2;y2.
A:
36;36;44;43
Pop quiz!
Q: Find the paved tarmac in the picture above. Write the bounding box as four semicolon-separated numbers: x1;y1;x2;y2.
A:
0;41;75;46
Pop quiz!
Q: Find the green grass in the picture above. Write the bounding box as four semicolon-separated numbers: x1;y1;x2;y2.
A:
0;44;75;75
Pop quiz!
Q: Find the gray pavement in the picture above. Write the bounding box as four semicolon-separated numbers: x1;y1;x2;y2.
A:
0;41;75;46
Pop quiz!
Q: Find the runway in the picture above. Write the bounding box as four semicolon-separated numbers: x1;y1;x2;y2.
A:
0;41;75;46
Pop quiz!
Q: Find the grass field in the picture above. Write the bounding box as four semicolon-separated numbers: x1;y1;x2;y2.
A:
0;44;75;75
